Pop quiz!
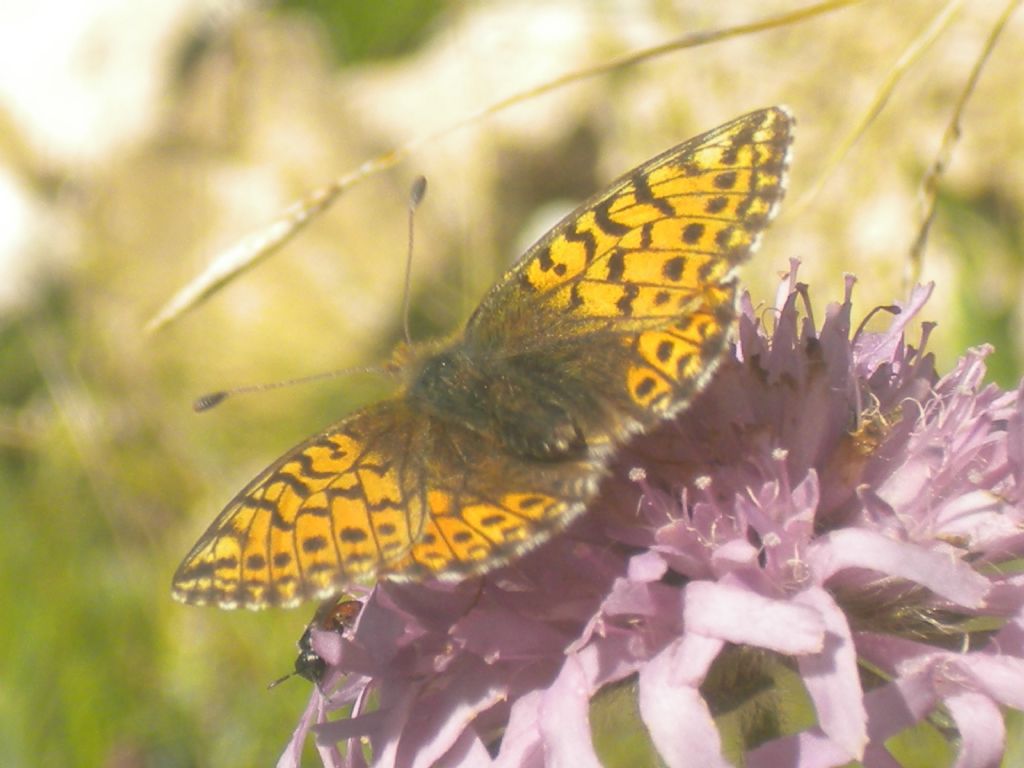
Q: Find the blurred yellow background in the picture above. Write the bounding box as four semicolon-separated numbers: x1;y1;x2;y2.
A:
1;1;1021;765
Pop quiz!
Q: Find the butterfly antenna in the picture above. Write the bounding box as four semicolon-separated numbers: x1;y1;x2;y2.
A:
193;363;384;412
401;176;428;345
196;182;428;413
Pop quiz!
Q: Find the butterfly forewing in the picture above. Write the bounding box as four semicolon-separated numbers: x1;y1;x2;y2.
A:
467;106;793;429
470;107;792;333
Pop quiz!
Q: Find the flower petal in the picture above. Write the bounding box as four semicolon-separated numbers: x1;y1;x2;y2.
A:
853;283;933;373
947;691;1004;768
539;655;602;768
793;587;866;760
952;653;1024;711
399;656;506;768
494;691;544;768
628;550;668;582
435;728;495;768
279;692;326;768
684;581;825;654
864;672;938;744
638;635;728;768
807;529;989;607
747;729;863;768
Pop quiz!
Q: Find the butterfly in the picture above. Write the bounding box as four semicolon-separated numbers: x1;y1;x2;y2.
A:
172;106;794;609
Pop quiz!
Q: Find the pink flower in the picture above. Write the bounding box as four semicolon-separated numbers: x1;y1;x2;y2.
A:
279;263;1024;768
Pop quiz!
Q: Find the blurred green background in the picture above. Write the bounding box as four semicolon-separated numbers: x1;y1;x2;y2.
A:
1;1;1021;766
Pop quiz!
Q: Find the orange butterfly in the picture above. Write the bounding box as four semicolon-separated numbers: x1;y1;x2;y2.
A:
173;107;793;609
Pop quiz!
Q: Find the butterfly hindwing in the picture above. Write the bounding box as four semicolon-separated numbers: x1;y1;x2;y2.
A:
172;401;599;609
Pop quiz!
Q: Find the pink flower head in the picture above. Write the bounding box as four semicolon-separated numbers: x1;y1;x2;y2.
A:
279;263;1024;768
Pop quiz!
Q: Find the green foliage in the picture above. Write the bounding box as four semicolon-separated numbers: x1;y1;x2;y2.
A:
940;188;1024;389
275;0;446;62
